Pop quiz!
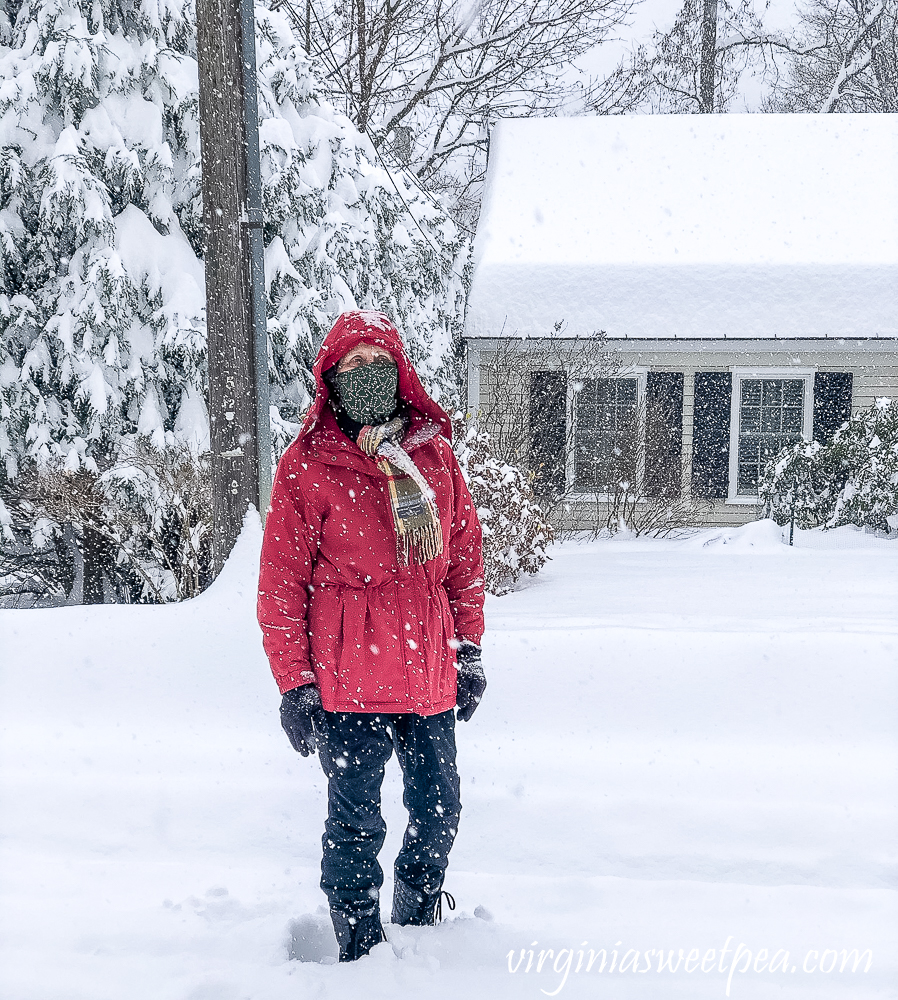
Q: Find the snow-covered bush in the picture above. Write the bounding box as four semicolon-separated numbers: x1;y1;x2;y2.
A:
453;416;554;596
826;398;898;531
0;0;467;601
1;443;212;604
97;441;213;600
758;440;825;530
760;398;898;532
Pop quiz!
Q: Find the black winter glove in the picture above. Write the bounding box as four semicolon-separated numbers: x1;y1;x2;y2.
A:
455;642;486;722
280;685;326;756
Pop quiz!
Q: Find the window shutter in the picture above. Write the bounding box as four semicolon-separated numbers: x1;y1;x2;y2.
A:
529;371;567;497
813;372;852;443
692;371;732;499
645;372;684;497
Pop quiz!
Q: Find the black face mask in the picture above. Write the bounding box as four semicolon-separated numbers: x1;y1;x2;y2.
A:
331;359;399;425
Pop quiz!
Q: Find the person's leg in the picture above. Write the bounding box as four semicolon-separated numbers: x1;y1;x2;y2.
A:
390;709;461;925
317;712;394;958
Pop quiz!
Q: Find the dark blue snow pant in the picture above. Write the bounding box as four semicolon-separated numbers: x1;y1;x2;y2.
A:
316;709;461;916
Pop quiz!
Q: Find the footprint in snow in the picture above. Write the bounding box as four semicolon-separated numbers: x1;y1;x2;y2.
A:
286;911;339;964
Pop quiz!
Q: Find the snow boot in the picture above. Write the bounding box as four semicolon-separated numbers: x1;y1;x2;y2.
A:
330;906;384;962
391;879;455;926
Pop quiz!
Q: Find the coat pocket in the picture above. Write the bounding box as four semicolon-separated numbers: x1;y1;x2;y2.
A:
335;585;407;709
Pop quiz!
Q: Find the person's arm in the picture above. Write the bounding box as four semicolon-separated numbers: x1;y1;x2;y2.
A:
440;440;485;645
257;450;320;693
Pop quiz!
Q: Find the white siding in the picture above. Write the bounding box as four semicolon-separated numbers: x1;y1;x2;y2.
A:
469;339;898;530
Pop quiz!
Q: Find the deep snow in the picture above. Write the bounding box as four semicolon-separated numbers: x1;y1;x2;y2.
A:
465;115;898;339
1;518;896;999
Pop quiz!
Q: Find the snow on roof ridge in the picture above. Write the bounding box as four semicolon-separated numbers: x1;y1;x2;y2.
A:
475;113;898;269
467;115;898;340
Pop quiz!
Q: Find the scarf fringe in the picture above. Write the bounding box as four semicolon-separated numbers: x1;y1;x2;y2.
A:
359;419;444;567
398;515;444;566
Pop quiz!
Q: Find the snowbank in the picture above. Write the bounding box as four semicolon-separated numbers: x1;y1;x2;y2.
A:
1;526;896;998
682;518;787;554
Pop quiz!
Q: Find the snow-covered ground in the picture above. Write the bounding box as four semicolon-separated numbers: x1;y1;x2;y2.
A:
1;519;895;999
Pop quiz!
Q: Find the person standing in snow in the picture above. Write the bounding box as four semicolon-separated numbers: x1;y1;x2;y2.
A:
257;310;486;962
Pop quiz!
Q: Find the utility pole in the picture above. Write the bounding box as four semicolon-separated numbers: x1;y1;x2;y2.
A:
196;0;272;575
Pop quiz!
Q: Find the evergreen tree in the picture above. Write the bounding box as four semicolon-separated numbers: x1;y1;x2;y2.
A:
254;9;468;454
0;0;468;603
760;397;898;533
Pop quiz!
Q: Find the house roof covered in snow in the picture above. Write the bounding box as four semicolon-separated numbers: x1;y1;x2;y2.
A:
465;114;898;340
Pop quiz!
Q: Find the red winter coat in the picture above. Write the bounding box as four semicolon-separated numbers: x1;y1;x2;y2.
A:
257;311;485;715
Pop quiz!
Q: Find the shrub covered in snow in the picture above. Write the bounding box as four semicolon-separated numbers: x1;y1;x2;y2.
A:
0;0;467;602
1;443;212;605
758;441;826;530
760;397;898;532
453;416;554;596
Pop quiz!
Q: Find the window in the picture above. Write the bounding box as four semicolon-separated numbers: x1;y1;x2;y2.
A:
728;369;814;501
573;377;640;493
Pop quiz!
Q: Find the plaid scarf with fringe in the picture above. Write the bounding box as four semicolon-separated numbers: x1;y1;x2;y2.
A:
356;417;444;566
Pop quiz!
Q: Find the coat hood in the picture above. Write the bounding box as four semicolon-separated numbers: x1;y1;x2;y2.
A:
300;310;452;441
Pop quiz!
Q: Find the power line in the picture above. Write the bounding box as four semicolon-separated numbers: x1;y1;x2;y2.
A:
268;0;473;276
270;0;478;233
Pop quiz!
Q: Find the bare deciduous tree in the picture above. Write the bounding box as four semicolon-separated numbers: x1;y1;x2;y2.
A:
589;0;896;115
473;337;711;537
588;0;790;114
474;334;617;469
588;0;797;114
765;0;897;112
271;0;631;224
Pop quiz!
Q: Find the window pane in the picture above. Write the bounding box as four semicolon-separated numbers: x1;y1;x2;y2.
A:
782;406;803;433
618;379;637;407
575;378;638;491
783;381;803;407
761;380;782;406
592;379;610;412
737;379;804;495
741;381;761;406
741;406;760;432
738;460;760;495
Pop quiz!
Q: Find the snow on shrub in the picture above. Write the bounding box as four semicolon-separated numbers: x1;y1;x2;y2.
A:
758;440;826;530
760;397;898;532
1;443;212;604
453;416;554;596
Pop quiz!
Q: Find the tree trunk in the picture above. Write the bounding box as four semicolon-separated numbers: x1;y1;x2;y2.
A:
870;15;898;111
699;0;718;112
357;0;369;132
196;0;263;574
81;525;108;605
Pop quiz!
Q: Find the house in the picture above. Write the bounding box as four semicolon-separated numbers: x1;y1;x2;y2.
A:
464;113;898;526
